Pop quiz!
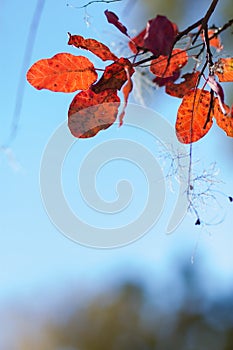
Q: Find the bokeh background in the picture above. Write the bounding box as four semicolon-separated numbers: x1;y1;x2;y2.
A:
1;0;233;349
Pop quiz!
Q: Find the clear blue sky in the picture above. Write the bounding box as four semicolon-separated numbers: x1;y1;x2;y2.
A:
1;0;233;340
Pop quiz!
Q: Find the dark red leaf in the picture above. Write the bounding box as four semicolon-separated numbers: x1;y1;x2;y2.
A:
92;57;134;93
68;89;120;138
144;15;178;56
68;33;118;61
153;70;180;87
104;10;129;37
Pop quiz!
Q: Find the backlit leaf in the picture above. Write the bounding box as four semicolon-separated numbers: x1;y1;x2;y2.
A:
215;58;233;82
200;28;223;52
119;67;133;126
144;15;178;56
128;28;147;54
92;57;134;93
214;99;233;137
67;33;118;61
150;49;188;78
104;10;129;37
68;89;120;138
166;71;199;98
27;53;97;92
176;89;213;144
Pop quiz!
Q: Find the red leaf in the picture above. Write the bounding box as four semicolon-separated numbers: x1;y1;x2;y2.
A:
165;71;199;98
67;33;118;61
128;28;147;54
214;99;233;137
68;89;120;138
104;10;129;37
144;15;178;56
176;89;214;144
27;53;97;92
92;57;134;93
119;66;133;126
153;70;180;87
215;58;233;82
150;49;188;78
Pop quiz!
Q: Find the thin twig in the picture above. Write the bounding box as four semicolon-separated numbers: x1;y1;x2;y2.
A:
67;0;122;9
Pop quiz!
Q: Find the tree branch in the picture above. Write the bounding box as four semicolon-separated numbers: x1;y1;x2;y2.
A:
67;0;122;9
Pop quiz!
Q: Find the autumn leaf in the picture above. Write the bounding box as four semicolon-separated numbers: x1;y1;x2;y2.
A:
104;10;129;37
67;33;118;61
128;28;147;54
119;66;133;126
92;57;134;93
165;71;200;98
68;89;120;138
176;89;214;144
27;53;97;92
200;27;223;52
215;58;233;82
150;49;188;78
153;71;180;87
214;98;233;137
144;15;178;56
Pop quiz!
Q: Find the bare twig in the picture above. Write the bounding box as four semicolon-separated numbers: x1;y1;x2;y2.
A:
67;0;122;9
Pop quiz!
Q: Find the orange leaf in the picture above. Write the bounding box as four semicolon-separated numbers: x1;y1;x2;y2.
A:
92;57;134;93
176;89;214;144
68;89;120;138
119;67;133;126
150;49;188;78
214;98;233;137
27;53;97;92
68;33;118;61
166;71;200;98
200;28;223;51
215;58;233;82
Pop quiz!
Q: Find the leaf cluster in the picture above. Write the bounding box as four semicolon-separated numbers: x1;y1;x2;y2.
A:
27;2;233;143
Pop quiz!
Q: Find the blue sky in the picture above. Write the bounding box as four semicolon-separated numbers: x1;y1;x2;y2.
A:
1;1;233;338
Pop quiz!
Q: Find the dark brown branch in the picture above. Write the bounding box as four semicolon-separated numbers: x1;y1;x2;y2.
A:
214;18;233;35
203;24;214;68
204;90;214;129
192;0;219;45
175;18;203;43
